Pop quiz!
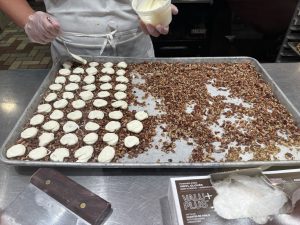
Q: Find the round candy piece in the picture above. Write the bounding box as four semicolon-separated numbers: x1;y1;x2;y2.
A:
60;133;78;146
108;111;123;120
50;110;64;120
6;144;26;158
83;133;98;145
38;132;54;147
75;146;94;162
30;114;44;126
135;111;149;121
21;127;38;139
124;136;140;148
28;147;48;160
126;120;143;133
50;148;70;162
103;133;118;146
97;146;115;163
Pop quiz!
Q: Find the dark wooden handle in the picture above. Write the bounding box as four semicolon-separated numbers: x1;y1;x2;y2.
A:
30;168;111;225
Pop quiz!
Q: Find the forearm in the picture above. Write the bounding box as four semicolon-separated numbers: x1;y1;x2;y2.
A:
0;0;34;28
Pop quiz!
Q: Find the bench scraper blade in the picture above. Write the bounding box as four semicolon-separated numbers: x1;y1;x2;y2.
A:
1;168;111;225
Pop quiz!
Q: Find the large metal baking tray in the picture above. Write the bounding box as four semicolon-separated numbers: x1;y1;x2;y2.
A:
1;56;300;168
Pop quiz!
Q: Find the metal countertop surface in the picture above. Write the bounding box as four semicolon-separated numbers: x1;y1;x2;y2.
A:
0;63;300;225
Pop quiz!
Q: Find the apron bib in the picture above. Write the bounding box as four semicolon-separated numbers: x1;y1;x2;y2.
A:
44;0;154;61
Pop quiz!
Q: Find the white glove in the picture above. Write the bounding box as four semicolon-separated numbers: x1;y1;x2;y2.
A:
24;11;60;44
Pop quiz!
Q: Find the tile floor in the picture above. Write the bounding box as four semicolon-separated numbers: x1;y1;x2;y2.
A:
0;22;52;70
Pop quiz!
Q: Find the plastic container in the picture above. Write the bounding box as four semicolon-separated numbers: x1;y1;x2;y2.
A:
132;0;172;27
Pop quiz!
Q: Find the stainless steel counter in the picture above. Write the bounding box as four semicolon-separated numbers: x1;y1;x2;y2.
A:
0;63;300;225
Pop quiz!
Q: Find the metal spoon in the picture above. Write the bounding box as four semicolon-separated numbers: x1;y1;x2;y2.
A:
62;40;87;65
47;17;87;65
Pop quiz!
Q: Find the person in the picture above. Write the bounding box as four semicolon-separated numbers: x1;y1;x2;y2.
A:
0;0;178;61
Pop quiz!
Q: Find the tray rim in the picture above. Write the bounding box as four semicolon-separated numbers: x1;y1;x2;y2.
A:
1;56;300;168
288;41;300;57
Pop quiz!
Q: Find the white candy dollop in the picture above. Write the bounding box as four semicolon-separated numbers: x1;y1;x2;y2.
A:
37;104;52;113
67;110;82;121
105;121;121;132
111;100;128;109
93;99;108;108
124;136;140;148
63;121;79;133
60;133;78;146
75;146;94;162
82;84;96;91
83;75;95;84
59;68;71;76
89;62;99;67
55;76;66;84
72;99;86;109
85;122;100;131
126;120;143;133
83;133;98;145
62;61;72;69
115;84;127;91
135;111;149;121
101;67;114;74
28;147;48;160
117;61;127;68
42;120;60;132
99;75;112;82
65;83;79;91
30;114;44;125
88;110;104;120
69;75;81;83
116;69;126;76
73;67;84;74
116;76;129;83
50;148;70;162
106;67;115;74
21;127;38;139
45;93;57;102
97;146;115;163
97;91;110;98
50;110;64;120
103;133;118;146
39;132;55;147
103;62;113;68
100;83;112;90
53;99;68;109
6;144;26;158
62;92;74;99
86;67;98;76
108;111;123;120
114;92;127;100
79;91;94;101
49;83;62;91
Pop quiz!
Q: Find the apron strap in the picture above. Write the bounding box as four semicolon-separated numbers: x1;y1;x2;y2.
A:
56;29;117;56
100;30;117;56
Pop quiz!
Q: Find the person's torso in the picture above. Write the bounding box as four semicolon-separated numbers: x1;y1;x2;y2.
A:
44;0;139;35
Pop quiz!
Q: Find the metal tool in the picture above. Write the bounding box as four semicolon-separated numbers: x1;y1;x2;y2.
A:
210;167;270;184
1;168;111;225
47;16;87;65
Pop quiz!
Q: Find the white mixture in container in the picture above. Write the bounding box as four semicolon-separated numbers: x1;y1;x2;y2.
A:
213;174;288;224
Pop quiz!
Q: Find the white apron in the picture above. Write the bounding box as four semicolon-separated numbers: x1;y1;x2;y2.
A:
44;0;155;62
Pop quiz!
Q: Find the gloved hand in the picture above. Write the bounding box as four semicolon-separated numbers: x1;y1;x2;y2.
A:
24;11;60;44
140;4;178;37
